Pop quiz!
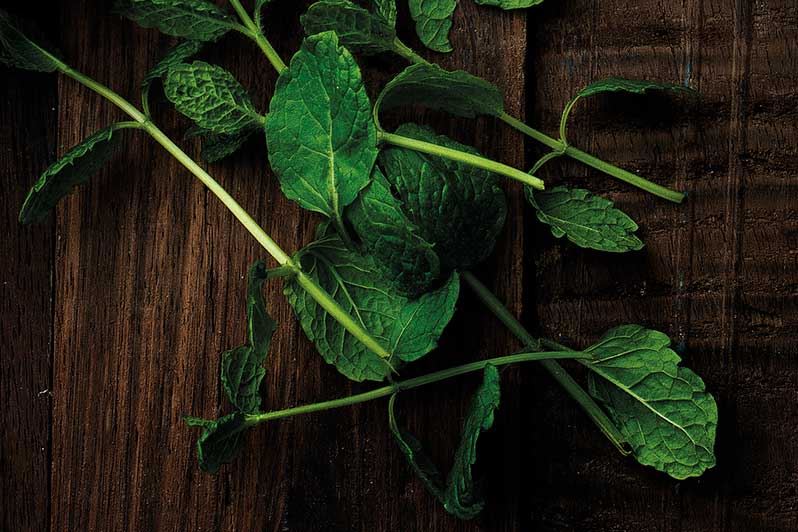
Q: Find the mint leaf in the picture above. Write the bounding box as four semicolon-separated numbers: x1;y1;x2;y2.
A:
584;325;718;479
115;0;236;41
220;261;276;413
185;412;253;474
474;0;544;8
301;0;398;55
379;123;507;271
376;63;504;122
408;0;456;53
389;365;501;519
0;9;62;72
142;39;204;102
371;0;397;25
265;31;378;225
525;186;643;253
186;125;258;163
284;230;459;382
19;123;133;224
165;61;263;135
346;167;441;296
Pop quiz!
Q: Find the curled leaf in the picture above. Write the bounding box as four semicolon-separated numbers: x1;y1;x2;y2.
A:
184;412;253;474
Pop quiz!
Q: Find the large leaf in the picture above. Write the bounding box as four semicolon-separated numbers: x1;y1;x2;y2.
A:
378;123;507;271
408;0;456;53
584;325;718;479
376;64;504;124
525;186;643;253
19;123;132;224
301;0;397;55
474;0;544;8
346;167;440;297
0;10;62;72
142;39;204;101
220;261;277;413
184;412;253;474
165;61;263;135
115;0;236;41
265;31;378;225
389;365;501;519
284;231;459;382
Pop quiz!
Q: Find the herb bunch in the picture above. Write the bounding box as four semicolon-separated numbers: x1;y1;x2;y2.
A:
2;0;718;521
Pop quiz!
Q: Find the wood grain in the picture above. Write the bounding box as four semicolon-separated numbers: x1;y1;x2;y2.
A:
1;0;796;530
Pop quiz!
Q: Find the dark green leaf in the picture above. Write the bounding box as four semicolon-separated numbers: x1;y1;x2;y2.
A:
165;61;263;135
379;123;507;271
408;0;456;53
115;0;236;41
346;167;441;296
525;186;643;253
142;39;204;97
19;123;132;224
474;0;544;8
389;365;501;519
187;125;258;163
371;0;397;25
265;31;378;224
185;412;253;474
220;260;276;413
584;325;718;479
284;230;459;382
0;9;62;72
375;63;504;124
301;0;397;55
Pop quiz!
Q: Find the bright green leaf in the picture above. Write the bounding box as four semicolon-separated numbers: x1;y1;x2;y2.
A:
584;325;718;479
19;123;134;224
142;39;204;101
379;123;507;271
185;412;253;474
389;365;501;519
525;186;643;253
265;31;378;224
301;0;397;55
346;167;441;297
115;0;236;41
165;61;263;135
408;0;456;53
474;0;544;8
284;230;459;382
0;9;62;72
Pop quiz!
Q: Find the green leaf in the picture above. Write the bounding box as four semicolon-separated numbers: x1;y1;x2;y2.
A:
371;0;397;25
284;230;459;382
375;63;504;125
408;0;456;53
474;0;544;8
301;0;397;55
389;365;501;519
142;39;204;98
115;0;236;41
378;123;507;271
346;167;441;296
165;61;263;135
584;325;718;479
185;412;253;474
0;9;62;72
220;260;277;413
525;186;643;253
19;123;133;224
265;31;378;224
187;125;258;163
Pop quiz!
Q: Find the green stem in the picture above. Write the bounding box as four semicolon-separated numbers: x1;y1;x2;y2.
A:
392;38;431;66
461;271;631;455
497;112;685;203
248;349;589;424
58;63;390;360
377;130;545;190
228;0;287;73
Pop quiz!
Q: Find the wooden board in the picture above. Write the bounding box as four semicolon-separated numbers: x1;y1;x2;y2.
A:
1;0;796;530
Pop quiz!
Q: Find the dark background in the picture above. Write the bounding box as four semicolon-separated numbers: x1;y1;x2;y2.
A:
2;0;796;530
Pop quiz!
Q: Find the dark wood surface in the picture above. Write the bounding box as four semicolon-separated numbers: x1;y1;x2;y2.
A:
1;1;796;530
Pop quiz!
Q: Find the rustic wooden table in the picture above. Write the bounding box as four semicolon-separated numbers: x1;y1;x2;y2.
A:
2;1;796;530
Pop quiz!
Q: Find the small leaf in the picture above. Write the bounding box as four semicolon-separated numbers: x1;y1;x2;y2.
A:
371;0;397;25
19;123;133;224
375;63;504;124
301;0;397;55
0;9;62;72
165;61;263;135
346;167;441;296
408;0;456;53
185;412;253;474
220;260;276;413
284;230;459;382
389;365;501;519
584;325;718;479
187;125;258;163
525;186;643;253
379;123;507;271
142;39;204;97
115;0;236;42
473;0;544;8
265;31;378;224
